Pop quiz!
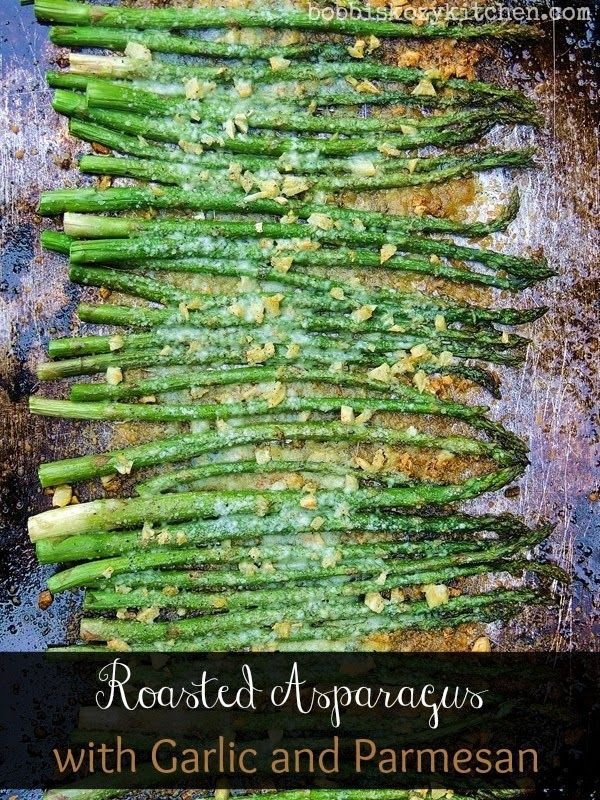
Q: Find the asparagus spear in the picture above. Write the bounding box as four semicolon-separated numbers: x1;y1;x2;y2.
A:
39;512;533;563
64;52;533;110
48;69;494;113
60;118;493;178
34;0;539;40
76;590;543;651
39;183;522;239
85;78;534;136
76;148;535;194
65;363;496;404
52;90;499;156
67;216;551;280
42;227;530;292
80;562;533;612
49;25;348;60
29;465;523;539
36;419;519;488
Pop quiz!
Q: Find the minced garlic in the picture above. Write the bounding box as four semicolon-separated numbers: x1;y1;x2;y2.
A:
423;584;449;609
52;485;72;508
380;244;398;263
255;447;272;465
269;56;291;71
340;405;355;424
365;592;386;614
106;366;123;385
124;42;152;61
347;39;366;58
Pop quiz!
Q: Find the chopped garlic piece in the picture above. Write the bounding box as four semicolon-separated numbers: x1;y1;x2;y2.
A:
307;212;334;231
106;366;123;385
378;142;402;157
266;382;286;408
355;409;374;424
330;287;345;300
400;124;418;136
340;405;355;424
223;118;236;139
272;620;292;638
412;78;437;97
501;330;510;344
438;350;454;367
264;294;283;317
184;77;216;100
109;334;124;352
423;583;449;609
234;78;253;97
286;342;300;359
413;370;428;393
124;42;152;61
271;255;294;273
380;244;398;263
356;80;380;95
472;636;492;652
115;455;134;475
246;342;275;364
347;39;366;59
269;55;291;71
351;304;376;323
434;314;447;332
52;484;72;508
365;592;386;613
300;494;317;510
178;139;204;155
310;516;325;531
368;363;391;382
344;474;359;492
282;175;310;197
410;343;429;359
367;34;381;53
350;158;377;176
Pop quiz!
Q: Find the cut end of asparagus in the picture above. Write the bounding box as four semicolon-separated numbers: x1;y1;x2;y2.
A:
69;52;137;77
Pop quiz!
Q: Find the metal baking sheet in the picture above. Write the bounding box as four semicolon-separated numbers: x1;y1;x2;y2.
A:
0;0;598;659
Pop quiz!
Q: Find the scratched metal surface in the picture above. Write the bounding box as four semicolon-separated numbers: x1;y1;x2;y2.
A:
0;0;598;656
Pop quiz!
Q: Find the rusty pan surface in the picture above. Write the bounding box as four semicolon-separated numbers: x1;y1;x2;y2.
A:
0;0;598;656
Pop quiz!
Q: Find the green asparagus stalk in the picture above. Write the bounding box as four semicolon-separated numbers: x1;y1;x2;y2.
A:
50;25;347;60
52;90;499;156
37;512;536;563
61;118;490;178
48;69;491;113
85;79;534;137
65;363;493;405
29;465;523;539
39;183;522;239
76;590;543;650
34;0;539;40
67;216;551;280
44;227;530;292
45;315;525;360
36;505;550;569
76;148;535;194
36;419;518;488
65;51;535;111
80;561;533;613
65;50;535;111
30;392;491;427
